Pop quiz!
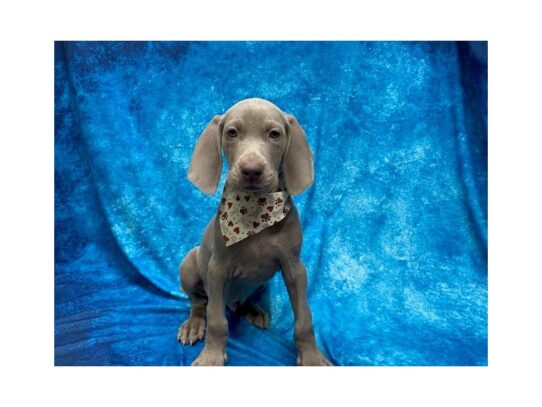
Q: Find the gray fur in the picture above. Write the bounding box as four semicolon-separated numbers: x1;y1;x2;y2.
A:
178;98;331;366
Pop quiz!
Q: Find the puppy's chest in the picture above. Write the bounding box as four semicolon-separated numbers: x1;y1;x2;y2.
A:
225;237;281;283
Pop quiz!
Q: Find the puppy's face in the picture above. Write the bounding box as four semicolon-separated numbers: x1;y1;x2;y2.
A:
220;100;289;193
188;97;313;196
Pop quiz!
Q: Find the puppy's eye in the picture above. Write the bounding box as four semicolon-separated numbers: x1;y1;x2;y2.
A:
269;130;281;139
227;129;238;138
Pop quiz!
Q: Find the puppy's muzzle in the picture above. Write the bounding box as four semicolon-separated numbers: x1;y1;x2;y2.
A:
240;161;264;184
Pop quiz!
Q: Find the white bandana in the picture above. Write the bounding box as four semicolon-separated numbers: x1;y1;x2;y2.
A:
218;188;291;246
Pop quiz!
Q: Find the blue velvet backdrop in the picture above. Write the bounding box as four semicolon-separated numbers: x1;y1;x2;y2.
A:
55;41;487;366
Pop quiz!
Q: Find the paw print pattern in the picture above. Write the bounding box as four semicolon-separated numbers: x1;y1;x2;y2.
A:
218;189;291;246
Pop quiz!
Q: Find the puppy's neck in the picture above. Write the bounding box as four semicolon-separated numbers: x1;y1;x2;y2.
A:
217;177;291;247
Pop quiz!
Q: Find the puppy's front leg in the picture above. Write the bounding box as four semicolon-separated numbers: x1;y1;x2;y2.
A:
192;257;229;366
282;260;332;366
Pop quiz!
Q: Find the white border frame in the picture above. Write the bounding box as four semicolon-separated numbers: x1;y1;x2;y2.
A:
2;1;542;406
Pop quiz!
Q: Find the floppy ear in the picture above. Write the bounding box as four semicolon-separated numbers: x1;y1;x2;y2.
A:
283;115;314;195
188;115;223;195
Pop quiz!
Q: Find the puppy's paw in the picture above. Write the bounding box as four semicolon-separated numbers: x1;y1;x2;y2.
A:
237;301;270;329
177;316;206;345
192;348;227;366
297;349;333;366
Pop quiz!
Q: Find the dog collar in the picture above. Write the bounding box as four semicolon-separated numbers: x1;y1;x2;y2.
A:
218;188;291;246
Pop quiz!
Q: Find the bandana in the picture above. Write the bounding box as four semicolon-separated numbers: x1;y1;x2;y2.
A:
218;188;291;246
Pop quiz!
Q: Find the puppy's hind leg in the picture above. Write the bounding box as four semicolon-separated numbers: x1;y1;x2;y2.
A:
235;285;270;329
178;247;207;345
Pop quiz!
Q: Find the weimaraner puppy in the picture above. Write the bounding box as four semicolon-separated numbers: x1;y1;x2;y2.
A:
177;98;331;366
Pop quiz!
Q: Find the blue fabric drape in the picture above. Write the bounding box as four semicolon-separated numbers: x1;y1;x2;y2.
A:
55;41;487;366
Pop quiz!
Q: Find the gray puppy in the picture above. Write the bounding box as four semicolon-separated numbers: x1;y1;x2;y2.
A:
178;98;331;366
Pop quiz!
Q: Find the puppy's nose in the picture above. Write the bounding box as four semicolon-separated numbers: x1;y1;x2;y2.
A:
240;162;264;182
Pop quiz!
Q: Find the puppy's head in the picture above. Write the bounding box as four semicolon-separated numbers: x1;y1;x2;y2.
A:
188;98;314;196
